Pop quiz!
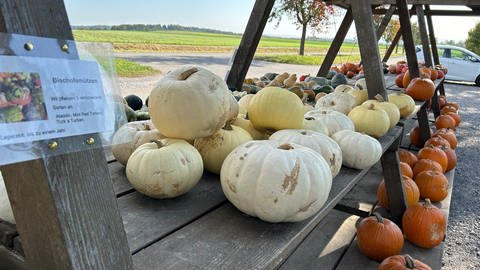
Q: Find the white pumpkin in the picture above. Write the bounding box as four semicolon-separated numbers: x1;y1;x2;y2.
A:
227;93;240;120
112;120;165;165
126;139;204;198
237;94;255;113
269;129;342;177
0;171;15;224
334;84;355;93
149;65;232;140
362;95;400;128
332;130;382;170
303;104;315;114
194;121;253;174
388;92;416;118
355;78;367;90
347;88;369;105
315;92;356;115
220;140;332;223
232;114;269;140
304;109;355;136
302;116;329;135
348;104;390;138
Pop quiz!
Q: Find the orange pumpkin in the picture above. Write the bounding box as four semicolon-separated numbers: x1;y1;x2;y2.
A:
402;70;411;88
395;73;405;88
438;95;447;108
400;162;414;178
412;159;443;179
440;105;457;115
377;176;420;209
436;69;444;79
398;149;418;169
346;70;355;78
435;114;456;130
388;64;397;74
432;128;457;149
357;212;404;261
409;126;428;148
405;77;435;101
330;66;341;73
396;61;407;74
424;136;451;148
445;112;461;127
402;198;446;248
445;101;459;110
418;145;448;172
440;145;457;172
378;254;432;270
414;170;448;202
429;68;438;81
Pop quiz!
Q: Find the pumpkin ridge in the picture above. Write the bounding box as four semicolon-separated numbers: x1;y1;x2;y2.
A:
282;159;300;195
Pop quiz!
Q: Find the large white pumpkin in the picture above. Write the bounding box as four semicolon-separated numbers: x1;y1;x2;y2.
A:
126;139;204;198
149;65;232;140
362;95;400;128
220;140;332;223
0;171;15;224
304;109;354;136
315;92;356;115
332;130;382;170
302;116;329;135
269;129;342;177
194;122;253;174
111;120;164;165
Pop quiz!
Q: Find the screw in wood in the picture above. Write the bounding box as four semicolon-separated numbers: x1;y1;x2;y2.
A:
85;137;95;145
24;42;34;51
48;141;58;150
61;43;69;52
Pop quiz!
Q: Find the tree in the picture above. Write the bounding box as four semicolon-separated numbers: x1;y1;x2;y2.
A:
383;18;400;49
270;0;334;56
466;22;480;55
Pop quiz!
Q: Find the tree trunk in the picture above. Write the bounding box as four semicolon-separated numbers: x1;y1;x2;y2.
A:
299;23;307;56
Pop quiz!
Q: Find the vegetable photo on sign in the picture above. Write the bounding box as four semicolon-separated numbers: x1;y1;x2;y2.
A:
0;72;47;123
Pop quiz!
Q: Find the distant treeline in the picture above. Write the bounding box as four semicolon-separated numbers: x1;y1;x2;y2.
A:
72;24;238;34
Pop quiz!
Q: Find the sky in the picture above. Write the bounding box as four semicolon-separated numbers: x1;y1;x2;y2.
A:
64;1;480;42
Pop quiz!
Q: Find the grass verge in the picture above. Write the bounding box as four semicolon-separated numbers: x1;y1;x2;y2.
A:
115;58;160;77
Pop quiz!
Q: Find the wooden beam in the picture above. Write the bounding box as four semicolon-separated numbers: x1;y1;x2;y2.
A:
382;28;402;63
396;0;420;78
225;0;275;90
333;0;480;5
317;8;353;77
416;5;433;67
350;0;387;100
425;5;440;66
0;1;133;269
372;8;480;16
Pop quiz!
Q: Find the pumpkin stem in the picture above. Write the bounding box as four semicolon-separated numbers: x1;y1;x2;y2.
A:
151;139;164;149
278;143;294;150
374;94;385;102
300;130;308;135
404;255;416;269
245;112;250;120
178;67;199;80
304;117;315;121
373;212;384;223
368;104;376;110
143;123;151;131
223;120;234;131
424;198;433;208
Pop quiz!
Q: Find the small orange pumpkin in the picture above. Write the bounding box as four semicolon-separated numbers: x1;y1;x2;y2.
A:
445;112;461;127
440;105;457;115
412;159;443;179
398;149;418;169
444;101;459;110
438;95;447;108
378;254;432;270
377;175;420;209
435;115;456;130
440;145;457;172
424;136;451;148
432;128;457;149
400;162;414;178
436;69;444;79
402;198;447;248
429;68;438;81
395;73;405;88
405;77;435;101
414;170;448;202
418;145;448;172
409;126;428;148
357;212;404;261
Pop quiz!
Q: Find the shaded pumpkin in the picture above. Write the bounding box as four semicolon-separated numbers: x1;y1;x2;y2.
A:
429;68;438;81
424;136;451;148
409;126;431;148
432;128;457;149
438;95;447;108
377;175;419;209
439;145;457;172
412;159;443;179
405;77;435;101
414;170;448;202
378;254;432;270
436;69;444;79
395;73;405;88
444;101;459;111
440;105;457;115
398;149;418;169
418;145;448;173
400;162;414;178
356;212;404;261
435;114;456;130
444;112;461;127
402;198;447;249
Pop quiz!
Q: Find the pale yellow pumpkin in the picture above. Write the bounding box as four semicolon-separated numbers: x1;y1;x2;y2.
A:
332;130;382;169
112;120;165;165
348;104;390;138
149;66;232;140
248;87;304;130
302;116;329;135
348;88;369;105
354;78;367;90
315;92;356;115
334;84;355;93
227;93;239;120
304;109;354;136
126;139;203;198
220;140;332;222
232;114;269;140
388;93;416;118
237;94;255;113
194;121;253;174
362;95;400;128
269;129;342;177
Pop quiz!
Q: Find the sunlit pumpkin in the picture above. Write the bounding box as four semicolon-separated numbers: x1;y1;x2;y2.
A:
444;112;461;127
439;145;457;172
377;175;419;209
432;128;457;149
400;162;414;178
398;149;418;169
435;115;456;130
378;254;432;270
424;136;451;149
388;93;415;118
414;170;448;202
405;77;435;101
412;159;443;179
418;145;448;172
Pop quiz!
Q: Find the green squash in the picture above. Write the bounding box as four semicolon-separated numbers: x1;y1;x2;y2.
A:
331;73;348;88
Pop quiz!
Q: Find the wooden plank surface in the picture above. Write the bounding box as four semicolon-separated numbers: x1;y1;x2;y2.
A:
108;162;134;196
279;210;360;270
131;127;403;270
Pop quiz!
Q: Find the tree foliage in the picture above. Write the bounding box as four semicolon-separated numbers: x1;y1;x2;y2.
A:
466;22;480;55
270;0;334;55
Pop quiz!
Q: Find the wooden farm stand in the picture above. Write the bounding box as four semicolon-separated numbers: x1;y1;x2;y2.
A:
0;0;474;269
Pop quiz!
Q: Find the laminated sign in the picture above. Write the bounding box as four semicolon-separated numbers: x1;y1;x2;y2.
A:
0;56;109;146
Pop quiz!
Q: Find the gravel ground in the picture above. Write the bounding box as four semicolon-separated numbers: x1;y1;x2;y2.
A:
117;53;480;269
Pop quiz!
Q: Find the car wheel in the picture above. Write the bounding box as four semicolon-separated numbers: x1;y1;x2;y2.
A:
476;74;480;87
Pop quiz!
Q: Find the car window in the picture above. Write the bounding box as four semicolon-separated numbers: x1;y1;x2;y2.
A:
437;48;445;57
451;49;469;60
442;49;451;58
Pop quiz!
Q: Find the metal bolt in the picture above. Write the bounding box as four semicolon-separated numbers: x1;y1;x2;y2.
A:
48;141;58;150
85;137;95;145
24;42;34;51
61;43;69;52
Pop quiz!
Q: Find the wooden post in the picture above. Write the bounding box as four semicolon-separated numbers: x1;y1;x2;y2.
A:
382;29;401;63
225;0;275;90
396;0;419;78
0;1;133;269
416;103;432;145
317;8;353;77
350;0;387;100
416;5;433;67
425;5;440;66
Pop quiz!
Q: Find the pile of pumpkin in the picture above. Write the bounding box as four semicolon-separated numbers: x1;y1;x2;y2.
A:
354;97;461;269
332;62;364;78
